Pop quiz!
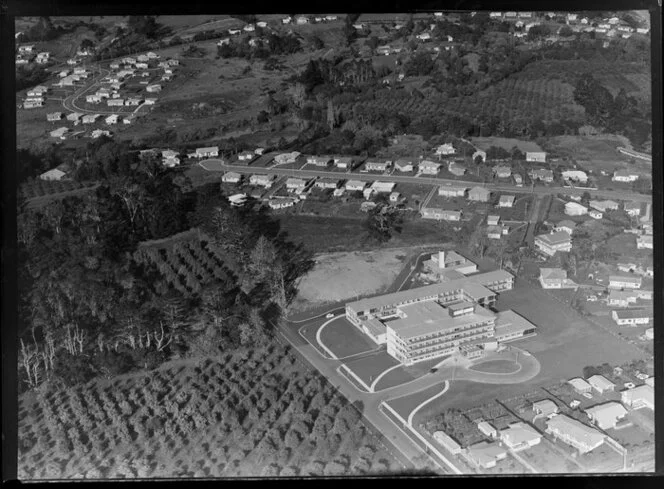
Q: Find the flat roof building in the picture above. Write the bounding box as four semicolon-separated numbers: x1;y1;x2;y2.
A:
585;402;628;430
499;422;542;451
545;414;605;454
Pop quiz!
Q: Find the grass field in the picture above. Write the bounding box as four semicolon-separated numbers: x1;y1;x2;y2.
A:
343;352;400;389
318;318;378;359
17;345;403;479
468;360;521;374
471;137;543;153
385;383;446;420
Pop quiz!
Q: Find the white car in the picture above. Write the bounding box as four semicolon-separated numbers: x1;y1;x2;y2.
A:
624;382;636;389
587;295;597;302
325;313;334;319
582;392;593;399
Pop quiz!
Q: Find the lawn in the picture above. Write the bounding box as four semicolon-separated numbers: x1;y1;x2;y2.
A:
469;360;521;374
471;137;543;153
386;383;447;420
494;194;533;222
318;317;378;359
517;439;579;473
343;352;400;389
373;366;419;392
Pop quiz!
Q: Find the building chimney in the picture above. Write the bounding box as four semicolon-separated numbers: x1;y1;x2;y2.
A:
438;251;446;269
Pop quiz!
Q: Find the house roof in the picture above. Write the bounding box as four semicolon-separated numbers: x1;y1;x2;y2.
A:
500;422;542;446
395;159;413;166
585;402;627;425
613;309;651;320
532;399;558;414
439;184;467;192
565;202;587;210
345;180;366;188
622;384;654;405
40;168;66;178
467;441;507;466
477;421;497;433
536;231;571;245
609;275;642;284
546;414;605;446
557;220;577;229
469;186;491;196
540;268;567;280
433;431;461;450
568;377;591;390
420;160;440;168
499;195;515;203
587;375;615;390
223;172;241;179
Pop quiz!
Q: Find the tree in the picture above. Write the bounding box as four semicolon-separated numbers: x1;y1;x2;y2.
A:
364;205;402;244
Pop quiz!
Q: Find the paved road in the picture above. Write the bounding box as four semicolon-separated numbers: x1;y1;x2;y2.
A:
202;159;652;203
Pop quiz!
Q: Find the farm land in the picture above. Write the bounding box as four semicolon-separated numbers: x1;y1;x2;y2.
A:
17;345;403;479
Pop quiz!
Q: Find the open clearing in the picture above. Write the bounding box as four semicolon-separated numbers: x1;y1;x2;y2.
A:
469;360;521;374
343;352;399;388
291;248;411;311
386;383;446;420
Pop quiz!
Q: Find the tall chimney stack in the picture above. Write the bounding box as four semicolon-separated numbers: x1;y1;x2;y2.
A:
438;250;446;269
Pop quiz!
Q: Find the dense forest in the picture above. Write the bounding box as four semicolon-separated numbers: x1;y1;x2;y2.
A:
17;146;314;392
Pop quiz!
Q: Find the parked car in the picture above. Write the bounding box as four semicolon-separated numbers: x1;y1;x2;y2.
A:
325;313;334;319
624;382;636;389
582;392;593;399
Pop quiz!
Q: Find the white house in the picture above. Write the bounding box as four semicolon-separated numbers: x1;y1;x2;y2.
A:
222;172;242;184
420;208;462;221
105;114;119;125
345;180;366;192
394;159;414;172
636;235;652;250
568;377;592;394
334;156;353;169
370;181;396;193
39;168;67;180
545;415;605;454
588;209;603;220
624;202;641;217
419;160;440;175
611;309;651;326
49;126;70;138
146;84;162;93
499;422;542;452
562;170;588;184
365;160;391;172
539;268;577;289
608;275;642;290
435;143;455;156
286;178;307;190
498;195;515;208
438;184;466;197
589;200;619;212
585;402;628;430
477;421;498;439
467;442;507;469
238;151;255;161
433;431;464;455
534;231;572;256
526;152;546;163
564;202;588;216
193;146;219;158
587;375;615;394
612;170;639;182
621;384;654;410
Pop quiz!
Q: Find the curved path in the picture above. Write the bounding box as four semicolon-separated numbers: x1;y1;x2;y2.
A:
407;380;450;426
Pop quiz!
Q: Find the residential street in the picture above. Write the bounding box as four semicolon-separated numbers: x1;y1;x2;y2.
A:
201;158;652;203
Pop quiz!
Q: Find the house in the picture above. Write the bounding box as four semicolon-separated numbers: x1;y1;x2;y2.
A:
18;44;34;54
161;150;180;167
40;168;67;181
105;114;119;125
228;28;242;35
589;200;619;212
611;309;651;326
243;24;256;32
617;262;637;273
554;220;577;236
539;268;577;289
607;290;639;307
295;16;309;25
487;215;500;226
333;188;345;197
589;209;603;220
564;202;588;216
504;12;517;18
306;155;332;167
420;208;462;221
477;421;498;439
562;170;588;183
585;402;628;430
144;98;157;105
493;166;511;178
468;187;491;202
325;15;338;21
432;431;463;455
621;384;654;410
274;152;301;164
513;174;523;186
107;98;125;107
268;198;297;209
334;156;353;169
499;422;542;452
394;159;414;172
419;160;440;175
467;442;507;469
487;226;507;240
532;399;559;418
256;21;267;28
448;162;466;176
222;172;242;184
534;231;572;256
612;169;639;182
416;32;432;41
636;27;649;34
608;275;641;290
498;195;515;208
438;184;466;197
91;129;111;139
146;84;162;93
389;192;400;202
125;97;142;106
249;174;275;188
365;160;391;172
66;112;83;122
530;169;554;182
624;202;641;217
46;112;62;122
315;178;338;189
545;415;605;454
345;180;366;192
15;56;29;65
123;117;133;124
282;16;292;24
435;143;455;156
637;235;653;249
238;151;255;162
194;146;219;158
489;12;502;18
568;377;592;394
526;152;546;163
587;375;616;394
82;114;100;124
27;86;48;97
286;178;307;190
370;181;396;193
49;127;70;139
472;150;487;163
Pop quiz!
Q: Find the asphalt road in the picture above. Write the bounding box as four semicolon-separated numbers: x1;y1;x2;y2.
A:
203;158;652;203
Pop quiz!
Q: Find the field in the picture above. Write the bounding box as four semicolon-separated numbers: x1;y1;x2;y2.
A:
386;383;446;420
471;137;543;153
318;318;378;359
342;353;400;389
17;345;403;479
540;135;634;167
291;248;412;311
20;179;97;201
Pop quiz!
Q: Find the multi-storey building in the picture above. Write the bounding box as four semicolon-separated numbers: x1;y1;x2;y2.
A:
534;231;572;256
